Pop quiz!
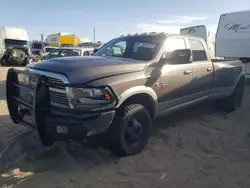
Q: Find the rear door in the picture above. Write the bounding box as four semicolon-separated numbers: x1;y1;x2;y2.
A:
158;37;194;111
188;38;213;98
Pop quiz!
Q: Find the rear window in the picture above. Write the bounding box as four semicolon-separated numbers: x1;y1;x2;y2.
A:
188;39;207;61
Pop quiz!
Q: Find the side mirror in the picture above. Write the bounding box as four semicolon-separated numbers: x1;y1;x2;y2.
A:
172;49;192;64
160;49;192;65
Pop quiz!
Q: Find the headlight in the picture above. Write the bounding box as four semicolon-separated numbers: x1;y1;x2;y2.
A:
69;87;116;109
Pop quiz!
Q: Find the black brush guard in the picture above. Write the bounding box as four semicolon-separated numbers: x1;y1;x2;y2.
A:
6;68;50;130
6;68;115;144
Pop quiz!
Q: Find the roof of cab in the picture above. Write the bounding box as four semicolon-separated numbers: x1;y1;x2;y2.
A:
117;32;205;42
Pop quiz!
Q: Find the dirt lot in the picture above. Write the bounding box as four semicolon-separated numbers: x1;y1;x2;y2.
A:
1;66;250;188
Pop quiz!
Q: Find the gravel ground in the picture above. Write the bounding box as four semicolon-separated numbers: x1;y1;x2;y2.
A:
0;66;250;188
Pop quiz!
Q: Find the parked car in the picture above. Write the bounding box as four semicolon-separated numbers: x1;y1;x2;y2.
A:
43;46;57;56
42;47;93;60
6;32;245;156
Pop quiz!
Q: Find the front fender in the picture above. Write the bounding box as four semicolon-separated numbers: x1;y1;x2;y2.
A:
116;86;158;114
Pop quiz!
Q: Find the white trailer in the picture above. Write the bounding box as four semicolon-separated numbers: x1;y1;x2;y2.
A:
216;10;250;82
0;26;29;58
180;25;216;59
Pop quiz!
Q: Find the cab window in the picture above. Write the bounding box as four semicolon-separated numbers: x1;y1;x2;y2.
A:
162;38;186;59
188;39;207;61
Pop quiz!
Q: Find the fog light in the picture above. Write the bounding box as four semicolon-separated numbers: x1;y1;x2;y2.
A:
56;126;68;134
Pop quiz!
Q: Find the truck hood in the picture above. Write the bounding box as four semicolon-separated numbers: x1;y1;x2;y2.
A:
30;56;147;83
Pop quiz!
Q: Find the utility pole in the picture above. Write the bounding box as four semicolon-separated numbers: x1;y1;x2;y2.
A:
93;27;96;43
41;34;44;42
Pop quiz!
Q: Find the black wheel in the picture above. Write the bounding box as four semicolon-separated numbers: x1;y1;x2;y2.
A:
219;80;245;112
107;104;151;156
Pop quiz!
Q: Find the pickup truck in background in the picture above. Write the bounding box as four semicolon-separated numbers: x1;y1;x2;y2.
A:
6;33;245;156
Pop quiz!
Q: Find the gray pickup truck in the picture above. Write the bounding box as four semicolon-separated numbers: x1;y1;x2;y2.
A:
6;33;245;156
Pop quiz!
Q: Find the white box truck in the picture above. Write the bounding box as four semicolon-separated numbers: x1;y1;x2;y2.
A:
0;26;30;66
180;25;216;59
216;10;250;82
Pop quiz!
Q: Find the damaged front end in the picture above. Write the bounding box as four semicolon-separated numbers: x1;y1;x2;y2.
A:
6;68;115;146
0;46;30;66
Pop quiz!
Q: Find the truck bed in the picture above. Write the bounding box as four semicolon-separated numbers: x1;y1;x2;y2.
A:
209;59;244;97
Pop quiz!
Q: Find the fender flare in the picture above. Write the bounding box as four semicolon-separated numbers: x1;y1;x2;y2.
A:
116;86;158;116
233;72;245;91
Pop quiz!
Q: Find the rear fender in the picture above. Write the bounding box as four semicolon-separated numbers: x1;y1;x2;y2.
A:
232;72;245;92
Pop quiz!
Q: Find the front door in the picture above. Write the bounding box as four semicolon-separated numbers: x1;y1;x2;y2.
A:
158;37;193;112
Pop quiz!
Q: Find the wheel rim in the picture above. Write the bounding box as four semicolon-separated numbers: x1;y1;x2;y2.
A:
124;118;143;147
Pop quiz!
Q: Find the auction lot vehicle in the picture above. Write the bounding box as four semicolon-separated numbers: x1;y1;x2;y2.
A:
0;26;30;66
216;10;250;82
6;33;245;156
43;46;57;56
28;47;93;65
41;47;93;60
31;41;47;56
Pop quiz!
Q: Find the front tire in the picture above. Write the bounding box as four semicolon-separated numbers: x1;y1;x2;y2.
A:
107;104;151;156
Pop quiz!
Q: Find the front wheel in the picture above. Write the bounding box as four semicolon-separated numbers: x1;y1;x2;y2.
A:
107;104;151;156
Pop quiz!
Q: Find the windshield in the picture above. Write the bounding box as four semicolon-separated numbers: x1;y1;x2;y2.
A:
94;35;164;61
4;39;28;47
47;48;81;59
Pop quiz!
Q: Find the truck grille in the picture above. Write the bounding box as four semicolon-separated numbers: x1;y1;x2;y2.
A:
17;70;70;108
47;77;66;90
47;77;69;108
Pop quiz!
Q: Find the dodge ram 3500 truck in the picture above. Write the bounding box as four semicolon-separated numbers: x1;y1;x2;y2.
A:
6;33;245;156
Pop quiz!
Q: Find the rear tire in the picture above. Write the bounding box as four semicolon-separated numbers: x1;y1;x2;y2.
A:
106;104;151;156
219;79;245;112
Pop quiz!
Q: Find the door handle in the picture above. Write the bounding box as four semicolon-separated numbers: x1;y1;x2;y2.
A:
183;70;192;75
207;68;213;72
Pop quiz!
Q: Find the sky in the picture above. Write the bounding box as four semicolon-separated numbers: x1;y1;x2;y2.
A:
0;0;249;42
